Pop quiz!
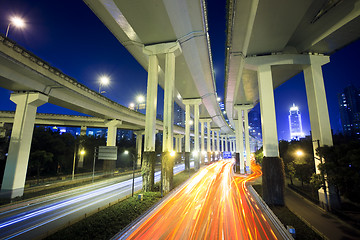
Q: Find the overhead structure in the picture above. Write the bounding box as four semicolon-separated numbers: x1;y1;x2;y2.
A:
225;0;360;207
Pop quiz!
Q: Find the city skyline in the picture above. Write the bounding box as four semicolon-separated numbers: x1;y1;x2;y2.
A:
0;0;359;141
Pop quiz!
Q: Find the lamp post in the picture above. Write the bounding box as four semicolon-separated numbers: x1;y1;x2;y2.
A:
124;150;136;197
6;16;25;38
136;94;145;111
98;75;110;93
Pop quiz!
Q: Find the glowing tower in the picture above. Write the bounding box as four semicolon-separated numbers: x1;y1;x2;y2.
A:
289;103;304;140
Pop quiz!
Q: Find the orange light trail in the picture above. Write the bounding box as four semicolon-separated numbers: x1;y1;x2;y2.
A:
117;159;278;240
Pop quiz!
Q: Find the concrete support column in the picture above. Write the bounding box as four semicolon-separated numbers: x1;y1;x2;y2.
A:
184;103;191;170
235;107;245;174
244;109;252;174
200;119;205;165
216;130;220;160
148;42;182;194
206;120;212;163
211;130;215;161
256;64;284;206
258;65;279;157
1;92;48;198
0;122;5;138
105;120;122;147
77;126;87;168
142;48;159;192
183;98;201;170
225;135;228;152
304;56;337;209
134;131;144;169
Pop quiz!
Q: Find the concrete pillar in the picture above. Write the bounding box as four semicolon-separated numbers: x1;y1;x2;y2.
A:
304;55;337;209
0;122;5;138
244;109;252;174
182;98;201;170
211;130;215;161
153;42;181;194
206;120;211;163
184;103;191;170
257;65;279;157
235;108;245;174
225;135;228;152
1;92;48;198
193;100;201;170
134;131;144;169
200;119;205;165
105;120;122;146
142;48;159;192
77;126;87;168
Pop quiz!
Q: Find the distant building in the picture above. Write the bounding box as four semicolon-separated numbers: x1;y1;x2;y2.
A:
174;102;185;127
248;110;262;140
289;104;304;140
338;85;360;137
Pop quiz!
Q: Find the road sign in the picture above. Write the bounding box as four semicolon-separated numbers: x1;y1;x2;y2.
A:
223;151;232;159
98;146;118;160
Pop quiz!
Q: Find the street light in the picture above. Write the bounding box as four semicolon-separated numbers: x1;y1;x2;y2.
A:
6;16;25;37
98;75;110;93
296;150;304;157
124;150;136;197
72;144;85;180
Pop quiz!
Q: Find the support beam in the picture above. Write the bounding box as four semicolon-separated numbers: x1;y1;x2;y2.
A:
105;120;122;146
141;48;159;192
206;119;212;163
257;65;279;157
257;64;284;205
1;92;48;198
303;55;338;209
193;101;201;170
200;119;205;165
134;131;144;169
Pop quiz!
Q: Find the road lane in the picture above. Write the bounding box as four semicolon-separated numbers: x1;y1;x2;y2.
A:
116;160;284;240
0;163;190;239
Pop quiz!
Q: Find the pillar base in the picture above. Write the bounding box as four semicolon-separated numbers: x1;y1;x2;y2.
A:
0;187;24;200
142;151;156;192
161;151;175;194
207;152;211;163
102;160;116;171
262;156;285;206
194;154;200;171
185;152;190;171
201;154;205;165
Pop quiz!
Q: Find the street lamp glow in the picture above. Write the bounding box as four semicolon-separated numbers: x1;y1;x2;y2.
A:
217;97;221;102
98;75;110;93
296;150;303;157
189;120;194;125
6;16;26;37
170;151;176;157
129;103;135;109
137;95;145;103
124;150;129;155
80;150;86;155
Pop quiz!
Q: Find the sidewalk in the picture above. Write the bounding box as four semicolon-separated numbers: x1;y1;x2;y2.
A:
285;187;360;240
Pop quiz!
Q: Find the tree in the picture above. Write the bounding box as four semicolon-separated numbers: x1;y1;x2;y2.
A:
287;162;296;185
29;150;54;183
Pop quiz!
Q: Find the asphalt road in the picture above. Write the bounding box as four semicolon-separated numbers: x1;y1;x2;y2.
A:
115;160;289;240
0;163;190;240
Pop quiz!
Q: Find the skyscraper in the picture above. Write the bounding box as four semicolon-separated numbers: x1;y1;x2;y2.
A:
174;102;185;127
338;85;360;137
289;104;304;140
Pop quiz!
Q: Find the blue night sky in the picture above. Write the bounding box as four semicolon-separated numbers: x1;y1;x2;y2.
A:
0;0;359;141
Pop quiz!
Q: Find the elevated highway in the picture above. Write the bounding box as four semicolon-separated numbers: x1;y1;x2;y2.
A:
225;0;360;207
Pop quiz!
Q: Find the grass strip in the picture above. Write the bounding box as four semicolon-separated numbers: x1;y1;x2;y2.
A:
45;169;195;240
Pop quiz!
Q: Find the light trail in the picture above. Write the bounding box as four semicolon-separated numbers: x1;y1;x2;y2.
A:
118;159;279;240
0;163;191;239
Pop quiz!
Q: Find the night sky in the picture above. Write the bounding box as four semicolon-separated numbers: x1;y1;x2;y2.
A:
0;0;359;140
